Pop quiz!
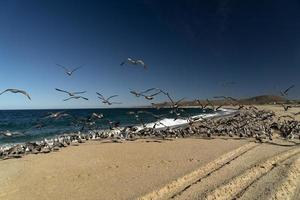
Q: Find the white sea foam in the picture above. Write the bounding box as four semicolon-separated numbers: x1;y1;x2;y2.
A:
138;108;237;130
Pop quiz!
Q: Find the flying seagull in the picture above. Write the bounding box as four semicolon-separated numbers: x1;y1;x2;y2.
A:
121;58;147;70
280;85;295;96
63;96;88;101
44;111;69;119
57;64;83;76
129;88;158;97
0;89;31;100
55;88;86;96
96;92;121;105
141;90;162;100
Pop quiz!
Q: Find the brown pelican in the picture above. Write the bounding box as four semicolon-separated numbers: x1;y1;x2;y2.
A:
63;96;88;101
96;92;121;105
0;89;31;100
57;64;82;76
280;85;295;96
121;58;147;70
55;88;86;96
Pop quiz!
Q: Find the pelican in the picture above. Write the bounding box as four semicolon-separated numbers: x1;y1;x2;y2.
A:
280;85;295;96
57;64;82;76
0;89;31;100
96;92;121;105
55;88;86;96
63;96;88;101
121;58;147;70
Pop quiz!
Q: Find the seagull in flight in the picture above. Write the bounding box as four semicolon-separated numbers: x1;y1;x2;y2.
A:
96;92;121;105
0;89;31;100
141;90;162;100
280;85;295;96
129;88;158;97
55;88;86;96
44;111;69;119
121;58;147;70
57;64;83;76
63;96;88;101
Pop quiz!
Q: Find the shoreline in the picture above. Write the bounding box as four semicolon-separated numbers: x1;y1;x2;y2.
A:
0;105;300;199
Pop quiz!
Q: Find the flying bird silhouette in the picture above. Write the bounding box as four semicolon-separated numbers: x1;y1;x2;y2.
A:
57;64;83;76
280;85;295;96
55;88;86;96
63;96;88;101
121;58;147;70
96;92;121;105
0;89;31;100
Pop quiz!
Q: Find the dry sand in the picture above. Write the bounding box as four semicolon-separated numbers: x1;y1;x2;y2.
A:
0;105;299;200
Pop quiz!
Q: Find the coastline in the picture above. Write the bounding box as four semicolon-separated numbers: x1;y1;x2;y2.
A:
0;105;299;200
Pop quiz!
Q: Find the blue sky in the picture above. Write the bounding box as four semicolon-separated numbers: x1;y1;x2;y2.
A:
0;0;299;109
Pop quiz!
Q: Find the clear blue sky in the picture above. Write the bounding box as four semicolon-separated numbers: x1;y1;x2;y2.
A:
0;0;299;109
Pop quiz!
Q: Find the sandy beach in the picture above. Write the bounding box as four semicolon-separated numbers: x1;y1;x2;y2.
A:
0;105;299;200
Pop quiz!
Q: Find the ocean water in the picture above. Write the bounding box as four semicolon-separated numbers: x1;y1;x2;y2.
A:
0;108;218;145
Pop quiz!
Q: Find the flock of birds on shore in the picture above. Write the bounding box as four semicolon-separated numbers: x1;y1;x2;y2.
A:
0;59;299;159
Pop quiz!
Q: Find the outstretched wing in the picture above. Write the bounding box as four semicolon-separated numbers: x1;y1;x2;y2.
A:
55;88;70;95
71;65;83;73
73;91;86;95
107;95;118;100
0;89;11;95
284;85;295;94
141;88;157;94
79;96;89;100
63;97;74;101
96;92;105;99
19;90;31;100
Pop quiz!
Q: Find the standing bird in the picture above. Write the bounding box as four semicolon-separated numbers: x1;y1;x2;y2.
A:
280;85;295;96
96;92;121;105
121;58;147;70
57;64;82;76
281;104;292;111
0;89;31;100
55;88;86;96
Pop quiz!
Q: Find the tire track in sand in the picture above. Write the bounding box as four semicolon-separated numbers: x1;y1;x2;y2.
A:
204;147;300;200
268;155;300;200
137;142;258;200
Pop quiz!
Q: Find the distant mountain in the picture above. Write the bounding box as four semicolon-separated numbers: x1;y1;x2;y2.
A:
151;95;288;107
239;95;286;105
